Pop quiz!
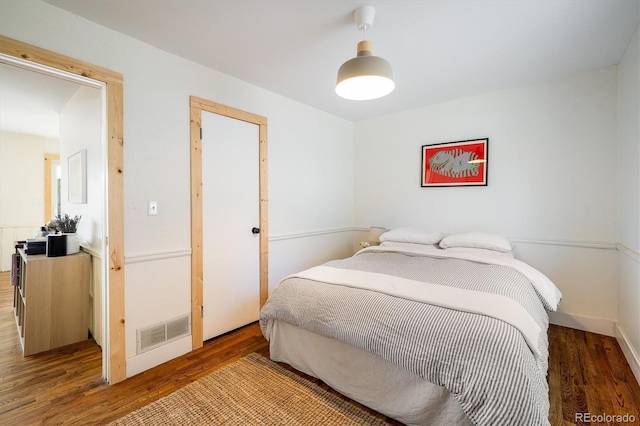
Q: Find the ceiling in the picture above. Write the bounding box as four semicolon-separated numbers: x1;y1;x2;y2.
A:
21;0;640;122
0;63;81;138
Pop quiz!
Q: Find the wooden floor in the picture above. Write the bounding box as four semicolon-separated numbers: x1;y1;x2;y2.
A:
1;271;639;425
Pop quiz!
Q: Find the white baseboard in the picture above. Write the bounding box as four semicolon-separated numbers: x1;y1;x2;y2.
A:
615;324;640;385
548;311;616;337
126;335;192;378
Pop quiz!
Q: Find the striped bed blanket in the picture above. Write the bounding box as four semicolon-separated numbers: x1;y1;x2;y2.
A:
260;245;561;426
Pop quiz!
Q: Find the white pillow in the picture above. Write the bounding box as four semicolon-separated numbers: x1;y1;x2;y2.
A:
439;231;512;253
379;228;446;245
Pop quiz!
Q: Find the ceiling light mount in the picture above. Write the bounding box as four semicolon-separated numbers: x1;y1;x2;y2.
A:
354;5;375;31
335;6;395;101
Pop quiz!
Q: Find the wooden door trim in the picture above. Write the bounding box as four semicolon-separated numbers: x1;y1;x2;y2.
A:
0;35;126;384
44;154;60;224
189;96;268;350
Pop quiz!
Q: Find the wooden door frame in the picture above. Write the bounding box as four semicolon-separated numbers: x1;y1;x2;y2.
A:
44;153;60;224
0;35;126;384
189;96;268;349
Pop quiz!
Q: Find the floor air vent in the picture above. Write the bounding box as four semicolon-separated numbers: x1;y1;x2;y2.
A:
137;315;191;355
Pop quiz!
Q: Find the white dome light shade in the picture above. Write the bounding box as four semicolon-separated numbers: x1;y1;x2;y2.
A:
336;40;394;101
335;6;395;101
335;74;395;101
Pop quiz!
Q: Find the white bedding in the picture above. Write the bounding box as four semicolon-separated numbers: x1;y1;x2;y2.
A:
285;263;543;357
369;241;562;310
261;240;558;425
269;320;475;426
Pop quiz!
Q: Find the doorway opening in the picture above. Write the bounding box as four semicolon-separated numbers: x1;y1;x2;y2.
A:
44;154;61;223
0;35;125;384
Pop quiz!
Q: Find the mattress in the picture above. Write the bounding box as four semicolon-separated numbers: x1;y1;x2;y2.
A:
269;319;474;426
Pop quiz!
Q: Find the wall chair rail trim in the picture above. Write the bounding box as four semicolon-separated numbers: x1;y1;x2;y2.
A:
617;243;640;262
511;238;617;251
269;227;354;242
125;249;192;264
354;227;619;251
120;233;628;260
80;246;102;259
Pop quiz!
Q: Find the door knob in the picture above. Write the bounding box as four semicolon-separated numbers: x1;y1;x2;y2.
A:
251;227;260;234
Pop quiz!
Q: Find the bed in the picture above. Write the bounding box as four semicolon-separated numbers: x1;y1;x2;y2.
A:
259;230;562;426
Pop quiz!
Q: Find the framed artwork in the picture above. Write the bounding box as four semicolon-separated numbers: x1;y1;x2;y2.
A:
421;138;488;187
68;149;87;203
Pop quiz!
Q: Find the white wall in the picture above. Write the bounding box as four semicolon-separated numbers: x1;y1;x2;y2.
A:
59;85;103;252
0;131;58;271
0;0;354;376
0;131;48;225
59;84;104;346
616;24;640;382
354;67;619;328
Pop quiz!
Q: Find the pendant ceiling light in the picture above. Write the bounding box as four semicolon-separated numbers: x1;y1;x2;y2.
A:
336;6;395;101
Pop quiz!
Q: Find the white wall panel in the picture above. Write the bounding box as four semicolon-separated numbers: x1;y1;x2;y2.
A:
354;68;617;242
513;242;618;322
59;85;103;253
0;131;47;226
124;255;191;360
354;67;619;323
617;26;640;253
268;231;355;291
618;251;640;368
617;23;640;380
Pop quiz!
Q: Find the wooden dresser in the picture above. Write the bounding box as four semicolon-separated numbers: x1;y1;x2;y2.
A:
13;248;90;356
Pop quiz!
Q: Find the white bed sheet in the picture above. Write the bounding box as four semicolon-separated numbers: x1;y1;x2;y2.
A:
269;320;474;426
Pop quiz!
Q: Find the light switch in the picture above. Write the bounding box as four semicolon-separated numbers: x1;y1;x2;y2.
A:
148;201;158;215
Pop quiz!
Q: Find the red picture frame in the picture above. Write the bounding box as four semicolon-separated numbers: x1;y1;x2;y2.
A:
421;138;488;187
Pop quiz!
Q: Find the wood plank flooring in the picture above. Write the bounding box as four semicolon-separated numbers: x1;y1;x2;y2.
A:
0;271;638;425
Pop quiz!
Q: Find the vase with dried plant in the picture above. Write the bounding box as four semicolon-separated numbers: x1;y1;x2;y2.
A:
47;214;82;254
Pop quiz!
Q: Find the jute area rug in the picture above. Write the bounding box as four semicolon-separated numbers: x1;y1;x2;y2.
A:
109;353;391;425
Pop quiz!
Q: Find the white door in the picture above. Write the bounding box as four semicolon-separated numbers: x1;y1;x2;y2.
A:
201;111;260;341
